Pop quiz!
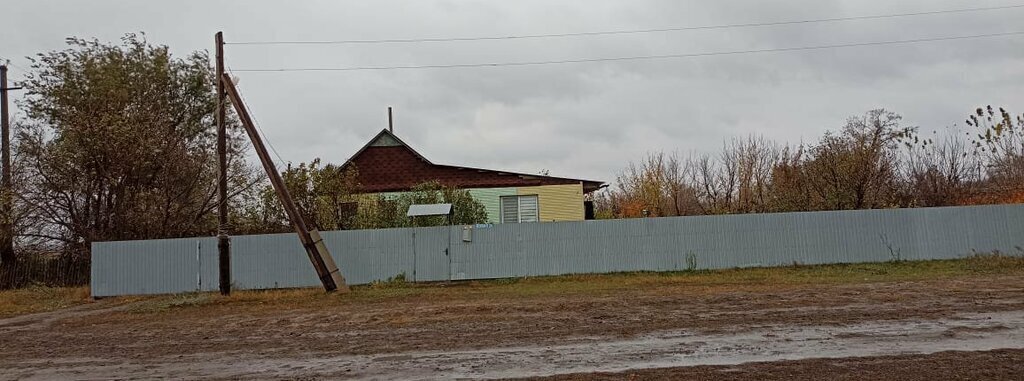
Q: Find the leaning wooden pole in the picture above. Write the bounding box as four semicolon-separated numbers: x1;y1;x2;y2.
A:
221;72;348;293
215;32;231;295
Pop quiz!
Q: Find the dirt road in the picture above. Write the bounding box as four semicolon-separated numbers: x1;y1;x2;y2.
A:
1;270;1022;380
529;349;1024;381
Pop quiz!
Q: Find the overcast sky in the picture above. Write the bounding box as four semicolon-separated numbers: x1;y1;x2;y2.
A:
3;0;1024;183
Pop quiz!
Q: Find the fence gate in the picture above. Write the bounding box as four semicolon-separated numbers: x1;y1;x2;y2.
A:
91;237;217;296
412;227;451;282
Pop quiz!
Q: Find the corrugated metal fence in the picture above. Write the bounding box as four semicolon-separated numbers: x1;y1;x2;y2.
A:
91;204;1024;297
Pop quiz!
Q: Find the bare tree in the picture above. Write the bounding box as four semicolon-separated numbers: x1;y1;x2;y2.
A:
901;135;979;207
601;108;1019;219
732;136;780;213
661;152;700;216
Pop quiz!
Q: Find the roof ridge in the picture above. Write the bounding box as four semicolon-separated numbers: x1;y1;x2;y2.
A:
342;128;605;192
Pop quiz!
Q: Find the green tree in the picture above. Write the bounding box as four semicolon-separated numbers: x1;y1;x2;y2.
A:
768;145;814;212
236;159;361;233
15;34;255;257
356;181;489;229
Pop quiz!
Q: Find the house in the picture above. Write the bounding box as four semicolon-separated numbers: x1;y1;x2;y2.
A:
341;129;605;224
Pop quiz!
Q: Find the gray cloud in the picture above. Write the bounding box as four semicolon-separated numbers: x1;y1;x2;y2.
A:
3;0;1024;182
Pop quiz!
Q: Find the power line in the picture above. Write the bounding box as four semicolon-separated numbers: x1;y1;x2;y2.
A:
230;31;1024;72
226;69;290;170
0;58;29;83
0;59;30;75
0;57;27;72
225;4;1024;45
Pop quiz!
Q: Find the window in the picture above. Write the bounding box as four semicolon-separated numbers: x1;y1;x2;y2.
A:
336;201;359;230
500;195;539;223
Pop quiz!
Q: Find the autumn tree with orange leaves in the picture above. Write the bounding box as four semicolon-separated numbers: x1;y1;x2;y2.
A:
598;108;1024;219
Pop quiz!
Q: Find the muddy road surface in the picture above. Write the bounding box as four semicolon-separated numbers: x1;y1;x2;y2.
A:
1;274;1022;380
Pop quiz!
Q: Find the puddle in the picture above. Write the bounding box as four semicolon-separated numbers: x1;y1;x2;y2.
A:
8;310;1024;380
335;310;1024;379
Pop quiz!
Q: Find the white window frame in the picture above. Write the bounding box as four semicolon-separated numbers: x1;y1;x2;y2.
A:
500;195;540;223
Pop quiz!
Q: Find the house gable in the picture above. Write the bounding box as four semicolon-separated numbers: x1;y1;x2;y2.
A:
343;129;604;194
368;132;403;148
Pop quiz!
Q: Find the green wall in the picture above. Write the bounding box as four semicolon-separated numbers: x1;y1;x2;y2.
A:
468;188;518;223
369;187;562;224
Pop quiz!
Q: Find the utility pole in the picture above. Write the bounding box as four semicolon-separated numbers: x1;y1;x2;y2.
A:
0;65;21;266
221;72;348;293
215;32;231;295
388;106;394;133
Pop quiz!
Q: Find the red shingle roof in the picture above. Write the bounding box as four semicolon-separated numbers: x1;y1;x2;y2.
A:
342;130;604;193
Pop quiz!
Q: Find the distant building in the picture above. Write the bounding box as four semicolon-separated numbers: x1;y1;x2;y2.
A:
341;129;604;223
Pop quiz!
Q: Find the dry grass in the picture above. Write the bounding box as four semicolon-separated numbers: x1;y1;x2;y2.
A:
5;254;1023;318
123;254;1024;313
439;253;1024;297
0;286;92;319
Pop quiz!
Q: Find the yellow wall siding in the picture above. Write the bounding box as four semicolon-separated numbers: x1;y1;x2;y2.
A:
516;183;585;222
359;184;585;223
